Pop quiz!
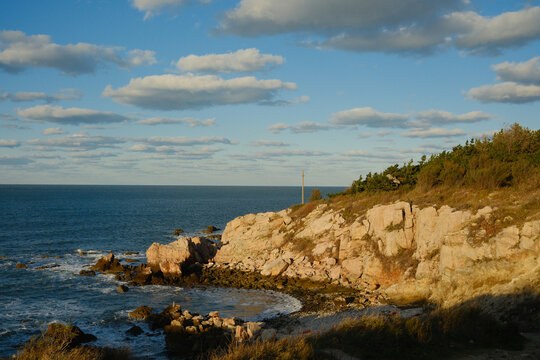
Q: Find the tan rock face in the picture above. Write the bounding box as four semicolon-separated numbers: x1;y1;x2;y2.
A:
146;236;216;274
183;200;540;306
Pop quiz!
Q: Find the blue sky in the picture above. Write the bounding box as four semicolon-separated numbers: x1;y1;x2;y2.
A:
1;0;539;186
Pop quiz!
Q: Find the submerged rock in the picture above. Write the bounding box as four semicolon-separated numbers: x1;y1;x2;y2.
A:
117;285;129;293
173;228;184;236
79;269;96;277
15;263;27;269
125;325;143;336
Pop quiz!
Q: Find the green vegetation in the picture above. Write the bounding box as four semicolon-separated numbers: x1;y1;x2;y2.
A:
308;189;322;202
348;124;539;195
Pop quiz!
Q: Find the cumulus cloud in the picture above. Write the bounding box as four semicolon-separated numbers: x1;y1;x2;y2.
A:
415;110;493;125
0;139;20;147
267;121;330;134
175;48;284;73
329;107;409;128
16;105;129;125
137;116;215;127
0;30;156;75
218;0;462;36
450;7;540;55
130;0;211;19
493;56;540;85
401;128;466;138
42;127;67;135
250;140;290;147
217;1;540;56
7;89;82;102
466;82;540;104
103;73;296;110
27;133;125;151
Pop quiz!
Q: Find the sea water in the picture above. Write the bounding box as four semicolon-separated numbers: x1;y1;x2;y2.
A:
0;185;344;358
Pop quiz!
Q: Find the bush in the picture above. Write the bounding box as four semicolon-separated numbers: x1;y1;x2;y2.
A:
346;123;539;194
308;189;322;202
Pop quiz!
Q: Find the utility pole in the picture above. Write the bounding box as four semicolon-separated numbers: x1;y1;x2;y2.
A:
302;170;305;204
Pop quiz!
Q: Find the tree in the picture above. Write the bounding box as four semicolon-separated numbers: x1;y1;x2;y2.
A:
309;189;322;202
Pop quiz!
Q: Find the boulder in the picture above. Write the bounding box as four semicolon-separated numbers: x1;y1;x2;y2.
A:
126;325;143;336
129;306;153;320
90;253;126;273
117;285;129;293
146;237;216;275
260;258;289;276
15;263;27;269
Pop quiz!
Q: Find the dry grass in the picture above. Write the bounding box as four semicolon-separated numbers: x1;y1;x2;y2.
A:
207;336;313;360
15;337;132;360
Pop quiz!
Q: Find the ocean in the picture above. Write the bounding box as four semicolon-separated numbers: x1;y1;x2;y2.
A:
0;185;344;358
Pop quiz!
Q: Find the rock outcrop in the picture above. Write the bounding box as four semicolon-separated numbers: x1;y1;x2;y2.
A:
146;236;216;276
213;201;540;306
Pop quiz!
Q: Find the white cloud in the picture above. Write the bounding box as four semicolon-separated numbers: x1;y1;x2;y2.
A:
137;116;215;127
267;121;330;134
218;0;462;36
493;56;540;85
0;30;156;75
0;139;20;147
401;128;466;138
415;110;493;125
257;149;329;158
8;89;82;102
466;82;540;104
71;152;117;159
130;0;211;19
250;140;290;147
342;150;407;160
175;48;284;73
140;136;234;146
42;127;67;135
259;95;310;106
329;107;409;128
103;73;296;110
27;133;125;151
218;2;540;56
16;105;129;125
451;7;540;55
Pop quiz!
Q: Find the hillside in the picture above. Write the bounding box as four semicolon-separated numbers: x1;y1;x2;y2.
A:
215;124;540;311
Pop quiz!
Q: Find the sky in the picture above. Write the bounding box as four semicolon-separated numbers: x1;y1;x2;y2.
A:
0;0;539;186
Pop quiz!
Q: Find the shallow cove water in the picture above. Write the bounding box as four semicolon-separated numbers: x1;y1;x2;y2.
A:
0;185;344;358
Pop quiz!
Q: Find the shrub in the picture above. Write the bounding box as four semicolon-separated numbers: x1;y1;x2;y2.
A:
308;189;322;202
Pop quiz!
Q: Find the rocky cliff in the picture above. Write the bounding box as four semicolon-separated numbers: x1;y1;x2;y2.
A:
213;200;540;306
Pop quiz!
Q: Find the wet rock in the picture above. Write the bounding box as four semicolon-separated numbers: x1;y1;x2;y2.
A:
173;228;184;236
126;325;143;336
147;314;170;331
45;323;97;347
90;253;126;273
117;285;129;293
201;225;219;234
79;270;96;277
35;263;60;270
129;305;153;320
15;263;27;269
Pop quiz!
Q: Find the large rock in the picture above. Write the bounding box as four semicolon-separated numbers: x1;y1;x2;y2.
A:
260;258;289;276
146;236;216;275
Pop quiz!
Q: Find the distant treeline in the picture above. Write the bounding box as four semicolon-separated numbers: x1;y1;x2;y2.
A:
340;123;540;196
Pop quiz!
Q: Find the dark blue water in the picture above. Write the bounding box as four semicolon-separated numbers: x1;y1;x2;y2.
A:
0;185;344;358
